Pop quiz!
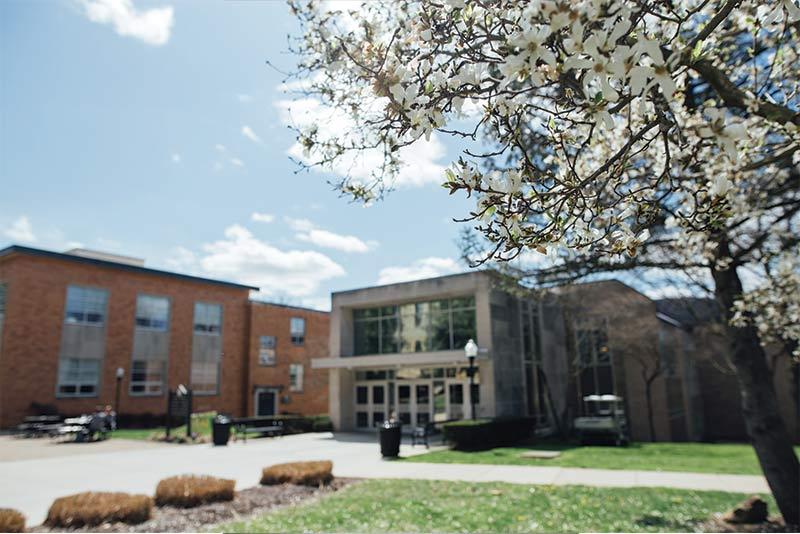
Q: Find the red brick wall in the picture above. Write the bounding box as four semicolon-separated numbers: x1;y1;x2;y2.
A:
247;303;329;417
0;252;251;427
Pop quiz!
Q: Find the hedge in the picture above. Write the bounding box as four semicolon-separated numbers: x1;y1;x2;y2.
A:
261;461;333;487
442;417;535;450
155;475;235;508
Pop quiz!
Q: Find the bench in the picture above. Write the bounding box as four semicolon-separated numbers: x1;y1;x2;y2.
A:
411;418;463;448
230;417;284;443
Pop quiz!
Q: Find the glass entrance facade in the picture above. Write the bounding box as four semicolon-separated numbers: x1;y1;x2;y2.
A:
353;366;479;429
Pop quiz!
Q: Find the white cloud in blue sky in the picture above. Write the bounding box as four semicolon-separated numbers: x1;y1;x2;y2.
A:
377;257;462;286
3;216;37;244
77;0;174;46
241;125;262;144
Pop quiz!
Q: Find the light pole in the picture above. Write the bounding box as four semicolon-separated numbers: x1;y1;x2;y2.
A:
115;367;125;417
464;339;478;420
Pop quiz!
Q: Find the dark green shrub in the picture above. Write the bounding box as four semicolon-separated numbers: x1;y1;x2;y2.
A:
443;417;535;450
311;415;333;432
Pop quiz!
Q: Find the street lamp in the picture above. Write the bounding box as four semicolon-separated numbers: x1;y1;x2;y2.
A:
115;367;125;417
464;339;479;420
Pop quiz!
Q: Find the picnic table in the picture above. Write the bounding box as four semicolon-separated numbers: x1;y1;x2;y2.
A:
57;413;114;442
229;416;284;443
15;415;63;438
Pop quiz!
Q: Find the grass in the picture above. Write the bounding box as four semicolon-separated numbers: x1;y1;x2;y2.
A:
405;441;800;475
221;479;771;533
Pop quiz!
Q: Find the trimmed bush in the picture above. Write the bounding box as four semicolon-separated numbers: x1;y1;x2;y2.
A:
261;460;333;486
311;415;333;432
45;492;152;527
443;417;535;450
155;475;235;508
0;509;25;532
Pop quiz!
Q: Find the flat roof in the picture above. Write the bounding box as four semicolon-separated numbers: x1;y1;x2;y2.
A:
332;270;487;296
250;299;330;314
0;245;259;291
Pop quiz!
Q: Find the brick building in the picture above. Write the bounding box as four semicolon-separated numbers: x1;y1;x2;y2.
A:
0;245;330;428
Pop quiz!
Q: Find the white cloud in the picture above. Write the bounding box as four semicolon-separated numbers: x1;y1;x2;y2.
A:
165;246;197;272
237;94;253;103
215;144;227;152
4;216;37;243
198;224;345;297
251;212;275;224
285;217;375;253
377;257;462;285
171;153;181;163
77;0;174;46
230;157;245;167
242;125;262;144
276;98;447;188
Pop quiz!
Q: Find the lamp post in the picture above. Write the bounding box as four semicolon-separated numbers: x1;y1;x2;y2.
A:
464;339;478;420
115;367;125;416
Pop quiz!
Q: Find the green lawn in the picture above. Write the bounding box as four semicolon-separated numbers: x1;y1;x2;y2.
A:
404;441;800;475
112;413;215;441
222;479;769;533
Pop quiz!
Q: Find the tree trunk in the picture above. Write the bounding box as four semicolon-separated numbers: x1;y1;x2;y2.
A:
644;380;657;442
712;242;800;524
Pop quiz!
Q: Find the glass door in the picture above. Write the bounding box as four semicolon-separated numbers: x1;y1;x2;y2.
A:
354;382;388;429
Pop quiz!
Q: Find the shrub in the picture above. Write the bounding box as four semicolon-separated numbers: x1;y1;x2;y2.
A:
45;492;152;527
311;415;333;432
155;475;235;508
261;460;333;486
443;417;535;450
0;509;25;532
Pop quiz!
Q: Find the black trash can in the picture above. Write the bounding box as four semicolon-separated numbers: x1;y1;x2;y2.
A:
379;420;402;458
212;415;231;446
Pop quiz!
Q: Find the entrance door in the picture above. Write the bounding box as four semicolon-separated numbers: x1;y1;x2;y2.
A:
395;380;433;427
254;388;277;416
354;382;388;429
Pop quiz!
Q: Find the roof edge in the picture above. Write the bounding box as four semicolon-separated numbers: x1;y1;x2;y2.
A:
0;245;259;291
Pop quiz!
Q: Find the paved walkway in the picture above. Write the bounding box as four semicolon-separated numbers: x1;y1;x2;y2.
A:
0;432;769;526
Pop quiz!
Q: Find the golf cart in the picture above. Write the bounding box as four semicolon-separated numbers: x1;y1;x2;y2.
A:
573;394;629;446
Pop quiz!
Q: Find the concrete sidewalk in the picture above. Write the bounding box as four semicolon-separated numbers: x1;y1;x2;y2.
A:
0;432;769;526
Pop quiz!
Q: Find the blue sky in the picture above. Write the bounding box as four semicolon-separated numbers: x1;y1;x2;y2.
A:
0;0;476;310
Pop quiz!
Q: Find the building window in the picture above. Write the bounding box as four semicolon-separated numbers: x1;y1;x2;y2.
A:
57;358;100;397
135;295;169;330
194;302;221;334
575;323;615;397
352;296;476;356
259;335;276;366
289;363;304;392
0;282;6;317
191;361;219;395
64;286;107;325
130;360;165;395
290;317;305;345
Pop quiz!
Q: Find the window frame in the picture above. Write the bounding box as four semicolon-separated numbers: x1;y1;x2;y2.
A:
289;363;304;392
352;295;476;356
63;285;108;327
129;360;166;396
258;335;277;366
56;358;101;398
134;294;171;332
193;301;222;336
290;317;306;346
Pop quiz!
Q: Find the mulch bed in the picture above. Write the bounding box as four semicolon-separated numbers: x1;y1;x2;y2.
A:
30;479;357;533
698;514;799;533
